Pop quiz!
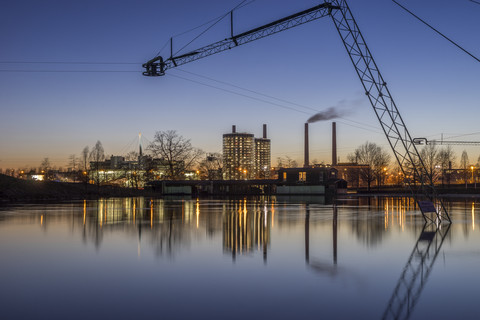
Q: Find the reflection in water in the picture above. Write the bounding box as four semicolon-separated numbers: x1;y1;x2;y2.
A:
305;204;339;276
2;196;477;254
223;199;270;262
0;196;479;319
382;222;451;320
472;201;475;231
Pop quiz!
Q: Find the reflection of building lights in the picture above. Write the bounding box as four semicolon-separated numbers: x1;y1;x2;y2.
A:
133;201;136;225
472;202;475;231
196;199;200;229
150;202;154;229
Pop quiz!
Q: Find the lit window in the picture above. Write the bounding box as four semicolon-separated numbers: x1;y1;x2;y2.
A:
299;172;306;182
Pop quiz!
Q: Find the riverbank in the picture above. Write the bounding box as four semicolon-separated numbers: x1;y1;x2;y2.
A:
352;184;480;198
0;174;157;202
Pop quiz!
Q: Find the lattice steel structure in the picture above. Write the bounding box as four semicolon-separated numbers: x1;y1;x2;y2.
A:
143;1;451;223
413;137;480;146
143;3;338;76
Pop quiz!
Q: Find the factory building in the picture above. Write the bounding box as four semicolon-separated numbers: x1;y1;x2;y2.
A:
223;124;271;180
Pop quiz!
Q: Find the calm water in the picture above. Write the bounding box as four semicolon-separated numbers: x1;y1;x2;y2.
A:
0;196;479;319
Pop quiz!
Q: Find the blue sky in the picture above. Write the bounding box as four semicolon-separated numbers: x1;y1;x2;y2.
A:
1;0;479;169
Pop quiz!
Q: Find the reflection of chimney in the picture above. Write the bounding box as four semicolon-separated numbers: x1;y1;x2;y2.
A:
332;122;337;166
232;125;236;133
304;123;309;168
263;124;267;139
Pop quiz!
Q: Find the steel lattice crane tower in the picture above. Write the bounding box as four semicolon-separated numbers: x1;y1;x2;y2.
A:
143;0;451;224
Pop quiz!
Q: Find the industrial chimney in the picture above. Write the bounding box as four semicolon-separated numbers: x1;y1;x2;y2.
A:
332;122;337;166
263;124;267;139
232;125;236;133
304;123;309;167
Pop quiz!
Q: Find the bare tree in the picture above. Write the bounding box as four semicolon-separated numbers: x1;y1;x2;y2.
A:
419;144;440;184
276;156;298;168
125;151;138;161
147;130;203;180
68;154;78;182
89;141;105;185
81;146;90;184
348;142;391;191
437;146;456;185
198;153;223;180
461;150;469;187
40;157;51;171
69;154;77;170
40;157;52;180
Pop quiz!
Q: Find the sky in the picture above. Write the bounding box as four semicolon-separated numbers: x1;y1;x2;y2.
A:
1;0;479;170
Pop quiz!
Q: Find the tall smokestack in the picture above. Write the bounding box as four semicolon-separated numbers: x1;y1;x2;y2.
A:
332;122;337;166
263;124;267;139
304;123;309;168
232;125;236;133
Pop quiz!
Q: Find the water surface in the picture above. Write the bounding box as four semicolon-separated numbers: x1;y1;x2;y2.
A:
0;196;478;319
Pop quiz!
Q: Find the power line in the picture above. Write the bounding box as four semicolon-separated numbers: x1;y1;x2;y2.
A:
0;61;140;64
172;0;249;56
443;131;480;140
153;1;256;68
392;0;480;63
0;70;138;73
171;69;381;133
171;0;255;39
169;71;382;134
167;72;312;114
176;68;319;112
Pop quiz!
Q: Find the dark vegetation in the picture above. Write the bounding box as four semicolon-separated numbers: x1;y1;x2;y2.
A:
0;174;156;202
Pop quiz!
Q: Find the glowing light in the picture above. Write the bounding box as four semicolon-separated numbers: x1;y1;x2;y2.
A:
151;202;154;229
133;200;136;225
196;199;200;229
472;202;475;231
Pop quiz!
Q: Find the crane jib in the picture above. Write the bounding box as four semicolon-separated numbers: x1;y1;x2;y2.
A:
142;2;340;77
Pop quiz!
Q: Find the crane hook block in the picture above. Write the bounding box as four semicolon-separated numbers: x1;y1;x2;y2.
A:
142;56;165;76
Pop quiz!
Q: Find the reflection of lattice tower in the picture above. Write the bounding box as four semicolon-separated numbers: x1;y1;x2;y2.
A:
223;125;255;180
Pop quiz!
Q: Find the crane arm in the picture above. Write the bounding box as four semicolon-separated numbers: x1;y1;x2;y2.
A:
143;2;339;76
413;138;480;146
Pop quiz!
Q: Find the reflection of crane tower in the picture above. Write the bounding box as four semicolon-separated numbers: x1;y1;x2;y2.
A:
381;223;451;320
143;0;450;223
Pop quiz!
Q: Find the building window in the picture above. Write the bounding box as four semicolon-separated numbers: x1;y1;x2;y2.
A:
299;172;306;182
283;172;287;181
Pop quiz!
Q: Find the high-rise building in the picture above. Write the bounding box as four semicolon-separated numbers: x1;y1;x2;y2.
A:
223;124;271;180
254;124;271;179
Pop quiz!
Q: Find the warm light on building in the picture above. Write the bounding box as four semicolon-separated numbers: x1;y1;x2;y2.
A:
223;124;271;180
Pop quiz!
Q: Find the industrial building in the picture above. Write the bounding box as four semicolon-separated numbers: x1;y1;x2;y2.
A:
223;124;271;180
